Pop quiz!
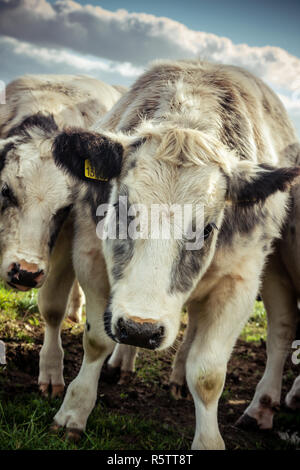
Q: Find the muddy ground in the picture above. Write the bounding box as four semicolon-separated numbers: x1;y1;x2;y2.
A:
0;320;299;450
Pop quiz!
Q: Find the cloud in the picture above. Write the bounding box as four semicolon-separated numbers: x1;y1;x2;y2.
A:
1;0;300;94
0;35;143;86
0;0;300;135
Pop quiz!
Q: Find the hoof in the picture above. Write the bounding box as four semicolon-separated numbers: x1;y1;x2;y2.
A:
66;428;83;443
235;413;260;431
51;384;65;398
39;382;64;398
49;421;62;434
39;383;50;397
170;382;191;400
118;370;135;385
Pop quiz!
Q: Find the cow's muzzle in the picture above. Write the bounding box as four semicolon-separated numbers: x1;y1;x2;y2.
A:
114;317;164;350
7;261;45;290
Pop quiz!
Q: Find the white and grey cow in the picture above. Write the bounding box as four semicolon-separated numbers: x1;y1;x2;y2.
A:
0;74;123;396
52;60;300;449
238;179;300;428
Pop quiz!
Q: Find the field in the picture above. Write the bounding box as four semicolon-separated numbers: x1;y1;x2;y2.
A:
0;283;299;450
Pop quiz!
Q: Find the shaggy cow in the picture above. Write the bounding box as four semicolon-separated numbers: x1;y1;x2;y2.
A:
238;180;300;428
53;60;300;449
0;74;123;396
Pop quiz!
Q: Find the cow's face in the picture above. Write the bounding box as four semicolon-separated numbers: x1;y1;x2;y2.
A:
54;126;300;350
0;130;74;291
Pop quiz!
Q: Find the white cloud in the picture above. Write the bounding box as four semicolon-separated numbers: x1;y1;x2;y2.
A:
0;0;300;135
0;35;143;86
1;0;300;93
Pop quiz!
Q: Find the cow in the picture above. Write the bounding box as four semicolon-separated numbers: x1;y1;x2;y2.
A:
0;74;123;397
237;181;300;428
52;59;300;449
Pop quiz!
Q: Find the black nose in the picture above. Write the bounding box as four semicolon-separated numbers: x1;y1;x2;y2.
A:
7;262;43;288
115;317;164;350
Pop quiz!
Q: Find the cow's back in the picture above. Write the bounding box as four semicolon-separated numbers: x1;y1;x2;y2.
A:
0;74;123;136
100;60;299;167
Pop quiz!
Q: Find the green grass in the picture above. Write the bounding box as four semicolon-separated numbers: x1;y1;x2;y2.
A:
0;395;188;450
240;301;267;342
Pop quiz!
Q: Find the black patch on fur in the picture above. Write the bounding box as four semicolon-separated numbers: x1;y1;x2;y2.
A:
127;138;146;154
0;142;15;173
49;204;73;252
86;321;90;332
111;239;134;281
83;182;112;225
169;233;212;293
228;164;300;206
127;159;137;171
53;129;123;184
108;192;135;281
103;306;116;341
205;78;253;160
0;183;18;214
169;217;218;293
218;204;264;246
7;113;58;138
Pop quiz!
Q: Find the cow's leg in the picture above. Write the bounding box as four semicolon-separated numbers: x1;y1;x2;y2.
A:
52;222;113;438
107;344;138;384
186;274;258;450
52;291;114;438
38;221;75;398
285;375;300;409
65;280;85;323
169;313;196;400
237;254;298;430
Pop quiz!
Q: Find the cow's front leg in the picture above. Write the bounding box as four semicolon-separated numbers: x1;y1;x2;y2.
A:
53;220;113;438
186;274;258;450
285;375;300;409
169;313;196;400
237;254;298;430
53;293;114;438
107;344;138;384
38;222;76;398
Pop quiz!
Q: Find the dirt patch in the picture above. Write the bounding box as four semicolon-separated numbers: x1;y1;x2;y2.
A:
0;324;299;450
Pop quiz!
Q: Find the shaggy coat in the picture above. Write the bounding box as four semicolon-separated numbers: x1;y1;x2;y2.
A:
0;74;123;396
53;60;300;449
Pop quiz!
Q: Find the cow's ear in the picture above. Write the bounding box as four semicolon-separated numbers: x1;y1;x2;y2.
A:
227;162;300;206
52;129;123;183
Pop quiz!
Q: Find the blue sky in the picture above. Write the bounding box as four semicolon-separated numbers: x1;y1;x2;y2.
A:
1;0;300;135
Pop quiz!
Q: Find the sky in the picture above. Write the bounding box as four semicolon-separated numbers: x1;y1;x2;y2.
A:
0;0;300;135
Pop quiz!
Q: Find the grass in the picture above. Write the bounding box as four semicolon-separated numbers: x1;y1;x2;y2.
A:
0;396;188;450
0;282;298;450
240;301;267;342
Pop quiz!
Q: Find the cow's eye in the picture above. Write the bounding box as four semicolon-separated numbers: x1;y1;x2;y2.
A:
204;223;218;240
1;184;11;198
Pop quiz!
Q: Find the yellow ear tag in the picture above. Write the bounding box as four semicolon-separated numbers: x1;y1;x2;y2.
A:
84;159;108;182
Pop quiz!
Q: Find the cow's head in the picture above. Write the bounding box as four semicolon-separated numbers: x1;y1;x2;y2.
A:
0;115;76;291
54;123;300;350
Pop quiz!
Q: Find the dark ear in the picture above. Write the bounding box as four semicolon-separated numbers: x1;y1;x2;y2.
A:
52;129;123;183
227;163;300;206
